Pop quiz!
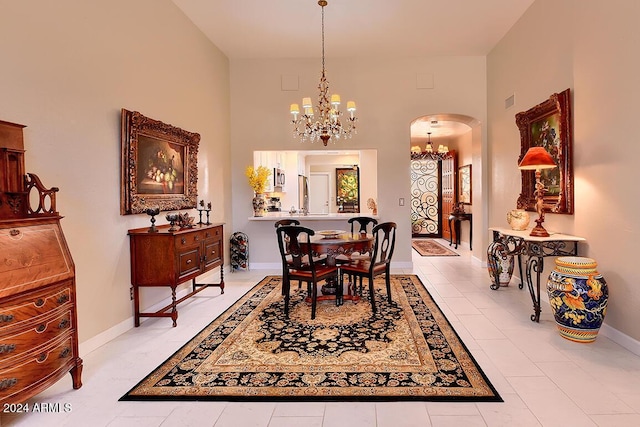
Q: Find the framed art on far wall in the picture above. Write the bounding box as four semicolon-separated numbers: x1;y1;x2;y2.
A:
336;167;360;213
515;88;574;214
458;164;472;205
120;109;200;215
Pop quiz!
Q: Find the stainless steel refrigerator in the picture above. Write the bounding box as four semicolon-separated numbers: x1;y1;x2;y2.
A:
298;175;309;213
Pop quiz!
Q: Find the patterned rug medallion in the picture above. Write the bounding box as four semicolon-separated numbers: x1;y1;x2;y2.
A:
120;275;500;402
412;239;459;256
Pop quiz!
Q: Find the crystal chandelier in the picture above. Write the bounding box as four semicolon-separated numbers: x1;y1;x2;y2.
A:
289;0;357;146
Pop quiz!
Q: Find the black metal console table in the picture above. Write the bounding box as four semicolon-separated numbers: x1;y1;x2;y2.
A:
488;227;585;323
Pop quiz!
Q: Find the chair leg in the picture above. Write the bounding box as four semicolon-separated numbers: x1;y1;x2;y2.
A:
311;280;317;320
368;276;376;314
345;274;354;298
385;270;392;303
283;279;290;318
281;273;288;296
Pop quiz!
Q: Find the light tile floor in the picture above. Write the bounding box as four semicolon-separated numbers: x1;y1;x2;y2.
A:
3;239;640;427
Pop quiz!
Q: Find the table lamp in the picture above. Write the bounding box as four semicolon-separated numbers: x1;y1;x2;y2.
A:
518;146;557;237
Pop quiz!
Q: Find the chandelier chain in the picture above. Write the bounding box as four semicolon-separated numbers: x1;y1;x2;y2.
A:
321;2;325;73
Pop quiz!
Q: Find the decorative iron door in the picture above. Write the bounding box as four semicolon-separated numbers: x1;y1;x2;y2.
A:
410;158;440;236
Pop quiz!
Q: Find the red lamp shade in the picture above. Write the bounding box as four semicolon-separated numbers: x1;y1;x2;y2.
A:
518;147;557;170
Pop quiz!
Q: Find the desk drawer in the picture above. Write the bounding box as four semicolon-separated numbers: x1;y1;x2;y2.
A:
0;336;75;403
0;284;71;332
0;310;73;365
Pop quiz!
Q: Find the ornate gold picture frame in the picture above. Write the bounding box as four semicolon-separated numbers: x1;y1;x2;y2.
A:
516;89;573;214
120;109;200;215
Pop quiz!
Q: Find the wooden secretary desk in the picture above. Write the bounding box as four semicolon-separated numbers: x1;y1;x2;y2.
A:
0;120;83;404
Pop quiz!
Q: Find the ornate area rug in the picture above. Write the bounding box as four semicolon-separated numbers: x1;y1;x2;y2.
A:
120;275;500;402
412;239;459;256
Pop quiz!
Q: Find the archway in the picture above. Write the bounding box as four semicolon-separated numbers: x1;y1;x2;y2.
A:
409;114;482;251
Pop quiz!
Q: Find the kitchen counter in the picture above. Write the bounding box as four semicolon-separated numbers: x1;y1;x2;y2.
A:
248;212;379;221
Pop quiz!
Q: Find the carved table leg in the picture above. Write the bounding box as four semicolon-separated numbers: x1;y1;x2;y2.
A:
219;263;225;294
171;288;178;327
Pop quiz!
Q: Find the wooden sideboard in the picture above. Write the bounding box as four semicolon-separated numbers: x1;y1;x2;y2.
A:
128;222;225;327
0;120;82;404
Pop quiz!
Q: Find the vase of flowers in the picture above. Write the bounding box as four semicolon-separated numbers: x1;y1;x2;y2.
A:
245;165;271;217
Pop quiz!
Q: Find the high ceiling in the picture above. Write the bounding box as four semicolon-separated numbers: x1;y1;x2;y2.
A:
171;0;535;59
171;0;534;141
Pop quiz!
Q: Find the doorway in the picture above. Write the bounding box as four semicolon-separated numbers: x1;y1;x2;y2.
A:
410;154;456;238
409;114;476;241
309;172;330;214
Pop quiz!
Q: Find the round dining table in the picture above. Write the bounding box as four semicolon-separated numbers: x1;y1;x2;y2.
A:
308;230;374;304
309;230;374;265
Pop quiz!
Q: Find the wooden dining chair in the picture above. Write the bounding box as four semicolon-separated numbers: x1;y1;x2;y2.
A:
348;216;378;235
274;219;300;228
275;219;302;291
339;222;396;314
342;216;379;283
276;225;338;319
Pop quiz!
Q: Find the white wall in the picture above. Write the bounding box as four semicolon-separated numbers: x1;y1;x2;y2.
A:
230;57;487;266
455;130;474;246
488;0;640;341
0;0;231;343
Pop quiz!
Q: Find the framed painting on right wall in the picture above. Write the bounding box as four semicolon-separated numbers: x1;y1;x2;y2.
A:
515;88;574;214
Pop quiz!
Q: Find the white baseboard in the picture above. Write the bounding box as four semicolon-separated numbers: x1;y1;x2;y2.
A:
79;267;225;357
79;285;195;357
249;262;281;270
600;324;640;356
392;261;413;269
79;316;132;357
507;274;640;357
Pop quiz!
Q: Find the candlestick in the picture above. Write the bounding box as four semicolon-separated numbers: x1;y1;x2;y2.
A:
146;207;160;233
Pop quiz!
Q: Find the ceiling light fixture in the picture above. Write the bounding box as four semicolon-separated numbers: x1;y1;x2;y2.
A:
423;132;450;160
289;0;357;146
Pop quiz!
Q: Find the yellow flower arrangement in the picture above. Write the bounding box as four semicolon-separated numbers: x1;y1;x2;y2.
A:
245;165;271;194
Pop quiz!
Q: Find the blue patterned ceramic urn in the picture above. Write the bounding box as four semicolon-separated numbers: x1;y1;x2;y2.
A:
546;257;608;343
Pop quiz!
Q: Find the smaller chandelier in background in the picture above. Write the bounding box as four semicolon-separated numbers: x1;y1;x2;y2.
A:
289;0;357;146
411;132;450;160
